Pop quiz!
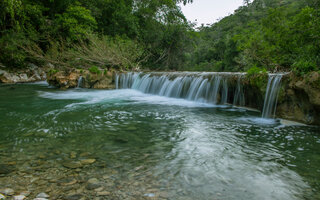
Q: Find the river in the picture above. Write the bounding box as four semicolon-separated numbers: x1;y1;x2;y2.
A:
0;82;319;199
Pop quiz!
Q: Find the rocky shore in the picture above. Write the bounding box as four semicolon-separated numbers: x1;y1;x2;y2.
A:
0;149;171;200
0;64;46;84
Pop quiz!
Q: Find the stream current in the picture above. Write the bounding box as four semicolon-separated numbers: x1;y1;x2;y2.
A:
0;82;319;199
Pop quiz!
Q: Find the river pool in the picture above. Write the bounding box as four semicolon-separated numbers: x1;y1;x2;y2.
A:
0;82;319;200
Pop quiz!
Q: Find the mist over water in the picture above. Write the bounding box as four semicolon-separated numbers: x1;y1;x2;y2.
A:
0;83;319;199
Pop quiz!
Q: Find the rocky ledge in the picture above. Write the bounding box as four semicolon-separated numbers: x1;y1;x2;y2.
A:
0;64;46;84
47;69;115;89
277;72;320;125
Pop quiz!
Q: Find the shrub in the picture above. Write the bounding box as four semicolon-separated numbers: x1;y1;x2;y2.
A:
247;66;267;76
88;66;101;74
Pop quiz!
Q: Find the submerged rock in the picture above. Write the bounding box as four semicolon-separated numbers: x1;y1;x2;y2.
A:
0;188;14;196
13;195;26;200
36;193;49;198
96;191;110;196
0;164;13;174
62;161;82;169
65;194;83;200
80;159;96;165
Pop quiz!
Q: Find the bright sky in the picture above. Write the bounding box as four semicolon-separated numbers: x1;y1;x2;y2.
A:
180;0;244;27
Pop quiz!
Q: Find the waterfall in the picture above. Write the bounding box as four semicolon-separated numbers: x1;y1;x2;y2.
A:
233;75;245;107
262;74;283;118
116;72;246;105
221;78;229;105
77;76;83;88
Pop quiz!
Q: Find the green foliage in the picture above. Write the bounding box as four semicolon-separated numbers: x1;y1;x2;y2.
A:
48;69;59;76
188;0;320;74
247;66;267;76
0;31;30;68
54;3;97;42
1;0;318;75
88;66;101;74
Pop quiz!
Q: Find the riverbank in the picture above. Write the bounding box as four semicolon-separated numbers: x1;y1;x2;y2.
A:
1;67;319;125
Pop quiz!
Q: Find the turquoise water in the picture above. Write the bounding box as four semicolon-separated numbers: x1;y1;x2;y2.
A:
0;83;319;199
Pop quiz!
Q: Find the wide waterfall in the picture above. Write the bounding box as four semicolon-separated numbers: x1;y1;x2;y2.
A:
116;72;285;118
116;72;245;106
262;74;283;118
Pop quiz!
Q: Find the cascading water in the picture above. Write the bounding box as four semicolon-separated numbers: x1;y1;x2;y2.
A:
115;72;246;105
262;74;283;118
233;75;245;107
77;76;83;88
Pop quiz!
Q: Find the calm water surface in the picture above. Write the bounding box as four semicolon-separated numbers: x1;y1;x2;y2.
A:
0;83;319;199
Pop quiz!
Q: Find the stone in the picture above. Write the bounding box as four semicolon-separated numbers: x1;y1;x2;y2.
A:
58;178;78;186
87;178;99;184
80;159;96;165
0;193;5;199
86;183;101;190
0;188;14;196
62;161;82;169
13;195;26;200
0;164;13;174
70;152;77;159
79;152;90;157
36;193;49;198
96;191;110;196
20;191;30;197
144;193;156;197
33;198;48;200
65;194;83;200
94;187;104;192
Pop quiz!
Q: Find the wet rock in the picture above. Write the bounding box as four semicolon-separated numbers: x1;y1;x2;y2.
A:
86;183;101;190
70;152;77;159
33;198;48;200
0;164;13;174
0;188;14;196
65;194;83;200
36;193;49;198
96;191;110;196
13;195;26;200
80;159;96;165
87;178;99;184
20;191;30;197
62;161;82;169
58;178;78;186
144;193;156;197
79;152;90;157
94;187;104;192
86;178;101;190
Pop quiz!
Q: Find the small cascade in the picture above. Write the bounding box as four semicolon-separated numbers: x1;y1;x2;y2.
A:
233;75;245;107
262;74;283;118
116;72;246;105
221;78;229;105
77;76;83;88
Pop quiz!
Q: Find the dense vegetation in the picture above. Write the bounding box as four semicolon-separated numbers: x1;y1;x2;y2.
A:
0;0;319;75
187;0;320;75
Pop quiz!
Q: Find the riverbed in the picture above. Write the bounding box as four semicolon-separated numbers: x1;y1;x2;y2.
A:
0;82;319;199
